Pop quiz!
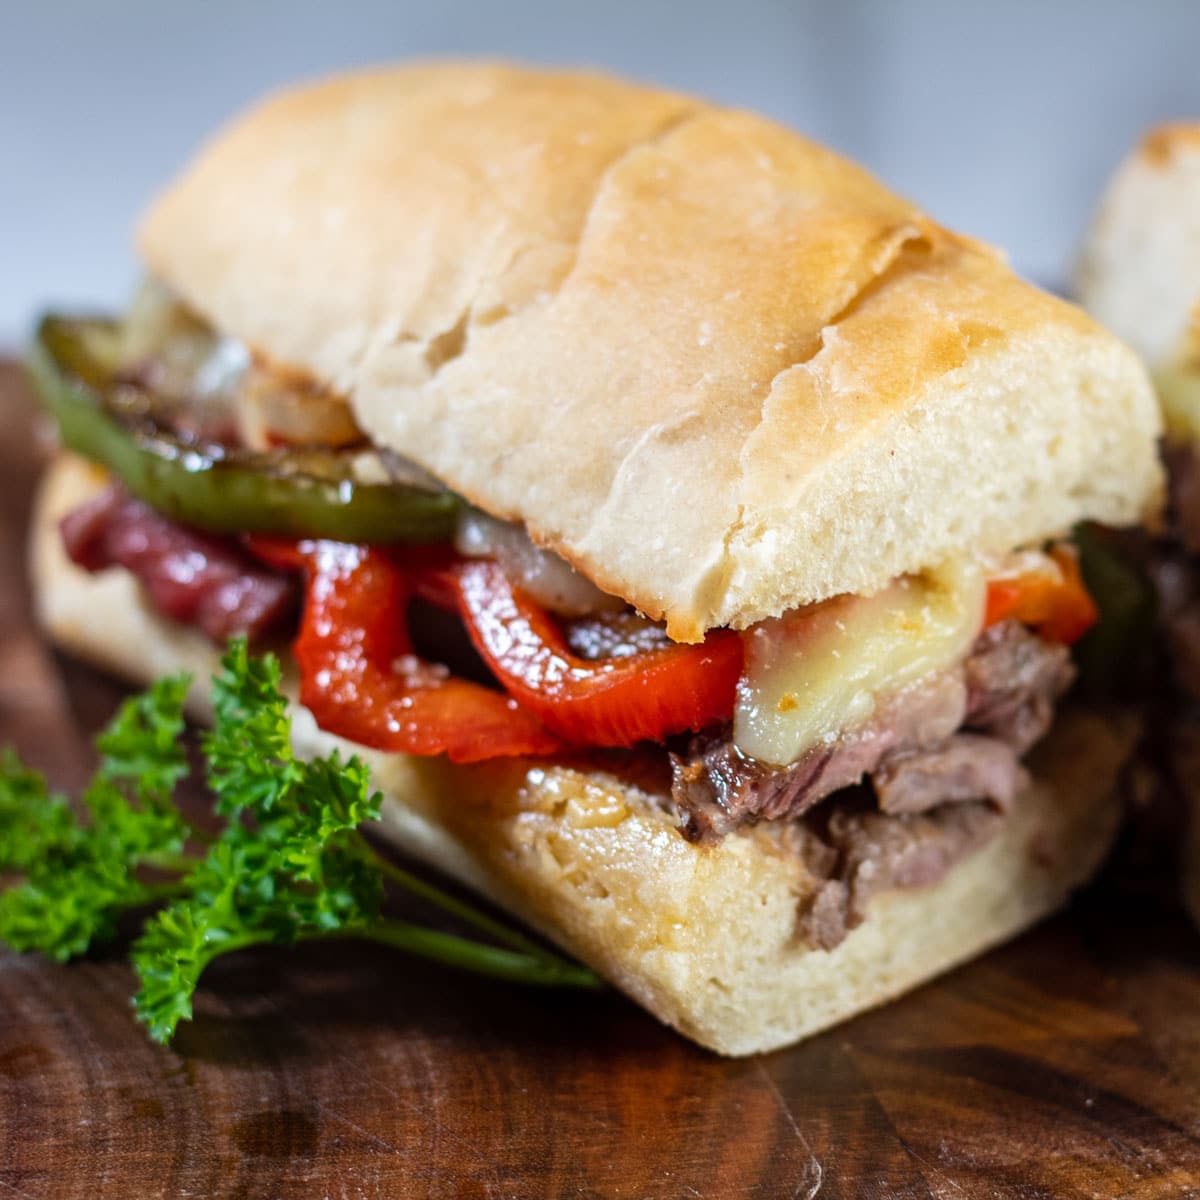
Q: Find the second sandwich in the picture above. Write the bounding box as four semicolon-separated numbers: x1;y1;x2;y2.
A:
1078;123;1200;927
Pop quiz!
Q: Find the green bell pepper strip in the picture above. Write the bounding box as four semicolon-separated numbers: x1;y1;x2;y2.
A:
27;315;461;544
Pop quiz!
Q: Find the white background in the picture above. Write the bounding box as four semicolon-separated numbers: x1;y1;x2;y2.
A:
3;0;1199;345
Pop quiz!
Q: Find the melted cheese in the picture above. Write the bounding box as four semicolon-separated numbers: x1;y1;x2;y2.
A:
1155;363;1200;444
733;559;986;766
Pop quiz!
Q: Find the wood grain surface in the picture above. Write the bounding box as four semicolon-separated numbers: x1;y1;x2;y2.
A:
2;360;1200;1198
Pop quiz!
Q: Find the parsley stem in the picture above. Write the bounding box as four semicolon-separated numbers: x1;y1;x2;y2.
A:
203;931;274;961
141;850;203;875
363;844;554;961
321;921;603;990
138;880;191;902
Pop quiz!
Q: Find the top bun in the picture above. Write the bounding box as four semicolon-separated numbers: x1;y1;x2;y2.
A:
1078;123;1200;373
140;62;1162;641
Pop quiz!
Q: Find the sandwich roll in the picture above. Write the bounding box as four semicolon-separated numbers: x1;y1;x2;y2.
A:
28;63;1163;1053
1078;125;1200;424
1079;123;1200;927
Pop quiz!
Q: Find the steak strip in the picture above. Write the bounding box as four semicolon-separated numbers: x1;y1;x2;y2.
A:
1152;442;1200;698
1151;549;1200;699
1165;441;1200;557
786;799;1005;950
671;621;1073;841
60;484;298;645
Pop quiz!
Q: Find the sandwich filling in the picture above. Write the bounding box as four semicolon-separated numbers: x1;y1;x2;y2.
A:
1145;339;1200;696
1152;444;1200;696
34;290;1107;948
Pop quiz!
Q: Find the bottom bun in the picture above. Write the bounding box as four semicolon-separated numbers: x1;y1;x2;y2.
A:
31;453;1136;1056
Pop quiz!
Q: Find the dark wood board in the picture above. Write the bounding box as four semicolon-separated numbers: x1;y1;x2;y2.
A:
2;359;1200;1198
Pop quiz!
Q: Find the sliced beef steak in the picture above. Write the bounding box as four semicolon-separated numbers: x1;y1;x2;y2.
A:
60;484;298;645
787;800;1004;950
1151;443;1200;699
964;621;1074;754
671;620;1073;842
672;671;967;841
1149;550;1200;698
1165;441;1200;557
872;733;1025;815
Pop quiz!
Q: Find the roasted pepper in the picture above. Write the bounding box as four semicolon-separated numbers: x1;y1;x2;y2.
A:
28;315;460;544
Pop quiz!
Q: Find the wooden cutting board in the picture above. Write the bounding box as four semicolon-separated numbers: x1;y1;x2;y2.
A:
2;361;1199;1199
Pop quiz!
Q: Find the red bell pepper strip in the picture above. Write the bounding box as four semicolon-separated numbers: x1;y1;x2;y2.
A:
452;559;744;747
984;544;1099;645
248;537;562;763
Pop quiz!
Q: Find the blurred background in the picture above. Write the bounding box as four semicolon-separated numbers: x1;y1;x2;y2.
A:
3;0;1199;347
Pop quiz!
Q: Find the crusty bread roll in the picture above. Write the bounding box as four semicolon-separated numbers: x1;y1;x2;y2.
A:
33;454;1135;1055
138;63;1162;641
1078;124;1200;376
1077;123;1200;926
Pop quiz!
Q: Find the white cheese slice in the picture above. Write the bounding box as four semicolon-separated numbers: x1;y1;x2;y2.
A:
733;559;986;767
1156;363;1200;444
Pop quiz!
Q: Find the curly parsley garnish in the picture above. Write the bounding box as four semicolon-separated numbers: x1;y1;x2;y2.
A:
0;639;598;1043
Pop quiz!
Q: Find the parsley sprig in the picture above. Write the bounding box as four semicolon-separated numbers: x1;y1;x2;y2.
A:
0;639;599;1043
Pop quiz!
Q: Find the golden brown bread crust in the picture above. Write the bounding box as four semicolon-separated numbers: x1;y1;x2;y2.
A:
1140;123;1200;166
1078;121;1200;373
32;453;1134;1054
139;62;1163;641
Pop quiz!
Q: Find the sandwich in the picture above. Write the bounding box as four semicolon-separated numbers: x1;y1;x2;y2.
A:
1077;123;1200;925
29;62;1163;1055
